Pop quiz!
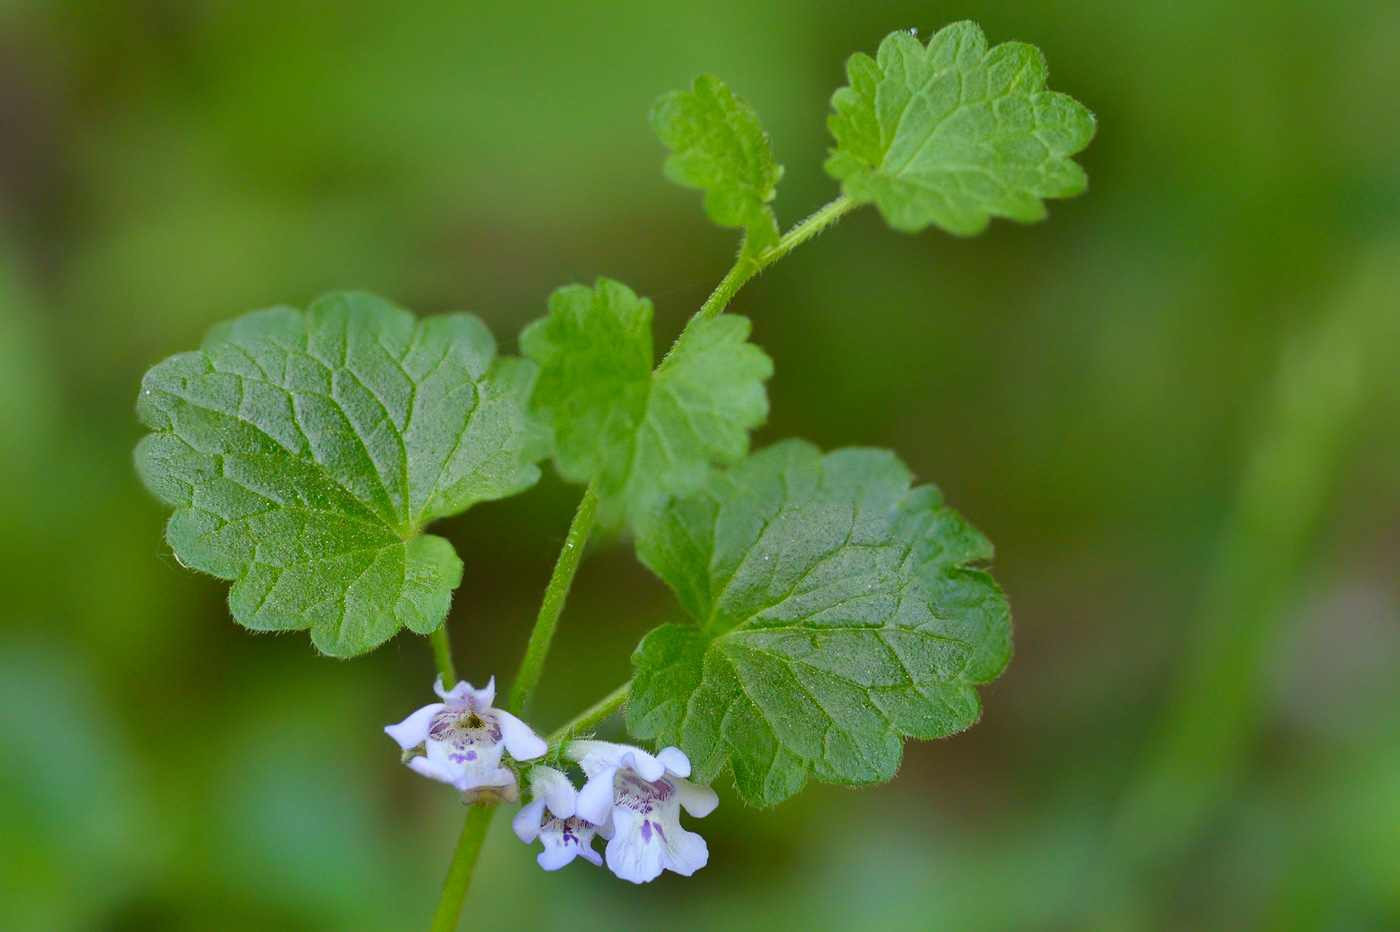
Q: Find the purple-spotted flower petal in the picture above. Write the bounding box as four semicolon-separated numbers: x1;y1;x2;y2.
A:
512;766;605;870
568;741;718;883
386;676;546;803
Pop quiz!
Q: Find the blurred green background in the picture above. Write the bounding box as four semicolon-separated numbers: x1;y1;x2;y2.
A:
1;1;1398;930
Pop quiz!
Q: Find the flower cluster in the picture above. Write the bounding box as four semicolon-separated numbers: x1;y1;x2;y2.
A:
387;679;717;883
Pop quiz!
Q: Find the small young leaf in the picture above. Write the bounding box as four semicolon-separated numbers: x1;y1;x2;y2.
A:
826;21;1095;235
521;278;773;526
653;75;785;254
135;293;541;657
627;440;1010;806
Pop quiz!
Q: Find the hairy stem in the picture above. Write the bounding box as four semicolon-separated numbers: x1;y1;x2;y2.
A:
694;194;857;322
424;491;599;931
428;802;495;932
508;485;600;715
548;681;631;747
506;197;859;715
429;624;457;685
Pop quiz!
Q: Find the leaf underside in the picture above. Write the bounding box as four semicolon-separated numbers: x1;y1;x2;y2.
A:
826;21;1096;235
136;292;541;657
627;440;1011;806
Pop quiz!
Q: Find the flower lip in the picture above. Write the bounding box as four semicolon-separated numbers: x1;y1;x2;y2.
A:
565;741;717;883
527;763;580;820
433;674;496;708
383;702;444;750
386;676;546;800
513;766;606;871
569;739;675;783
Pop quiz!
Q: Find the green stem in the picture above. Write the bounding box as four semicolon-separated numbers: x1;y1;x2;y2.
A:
422;683;628;932
428;802;495;932
423;192;858;932
429;625;457;685
503;196;858;719
507;485;600;715
547;681;630;747
693;194;856;323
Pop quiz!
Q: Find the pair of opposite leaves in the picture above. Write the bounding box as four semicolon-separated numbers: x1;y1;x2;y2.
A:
136;22;1092;806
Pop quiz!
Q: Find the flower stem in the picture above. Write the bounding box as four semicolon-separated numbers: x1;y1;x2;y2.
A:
547;681;630;747
428;802;495;932
423;517;612;932
422;492;601;932
428;624;457;685
507;485;600;716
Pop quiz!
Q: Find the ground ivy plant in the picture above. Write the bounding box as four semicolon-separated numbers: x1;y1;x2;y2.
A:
136;22;1092;929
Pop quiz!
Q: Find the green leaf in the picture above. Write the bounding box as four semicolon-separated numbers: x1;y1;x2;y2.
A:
135;292;541;657
521;278;773;525
653;75;784;254
826;22;1095;236
627;439;1010;806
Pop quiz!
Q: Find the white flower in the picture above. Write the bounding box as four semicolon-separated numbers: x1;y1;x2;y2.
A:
569;741;718;884
385;676;546;803
511;766;610;870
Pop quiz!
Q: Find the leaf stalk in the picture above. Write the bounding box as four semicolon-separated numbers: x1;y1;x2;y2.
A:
693;194;857;323
547;681;631;747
